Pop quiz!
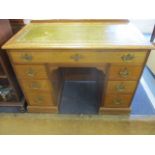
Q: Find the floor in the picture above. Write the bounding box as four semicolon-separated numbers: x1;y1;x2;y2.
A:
131;67;155;115
59;81;100;114
0;114;155;134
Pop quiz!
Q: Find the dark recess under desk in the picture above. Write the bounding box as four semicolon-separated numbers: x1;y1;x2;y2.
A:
59;81;101;114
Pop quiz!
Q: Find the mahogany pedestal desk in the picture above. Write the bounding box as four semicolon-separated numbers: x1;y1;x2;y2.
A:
2;20;154;114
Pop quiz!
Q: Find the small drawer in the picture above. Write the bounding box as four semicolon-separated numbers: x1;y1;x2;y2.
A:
26;92;55;106
20;80;51;92
106;81;137;94
103;94;132;108
14;65;48;79
10;50;147;64
108;65;143;80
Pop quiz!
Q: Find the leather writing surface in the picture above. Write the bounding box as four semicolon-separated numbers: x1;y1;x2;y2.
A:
2;22;154;49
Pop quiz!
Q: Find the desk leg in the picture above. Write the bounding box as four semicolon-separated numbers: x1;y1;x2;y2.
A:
95;66;109;112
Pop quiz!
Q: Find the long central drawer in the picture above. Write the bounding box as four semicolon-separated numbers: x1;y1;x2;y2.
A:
10;50;147;64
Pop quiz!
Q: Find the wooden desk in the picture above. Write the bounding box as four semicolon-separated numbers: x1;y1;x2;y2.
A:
2;20;154;114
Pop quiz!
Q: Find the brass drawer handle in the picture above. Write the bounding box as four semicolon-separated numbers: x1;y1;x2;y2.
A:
26;68;36;77
119;68;129;78
70;54;84;61
30;82;40;89
35;96;44;104
121;54;135;62
115;83;125;92
21;54;33;61
113;99;123;105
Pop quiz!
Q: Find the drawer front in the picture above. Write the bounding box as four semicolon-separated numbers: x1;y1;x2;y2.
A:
108;65;143;80
14;65;48;79
10;51;147;64
20;80;51;92
26;93;55;106
106;81;137;94
104;94;132;108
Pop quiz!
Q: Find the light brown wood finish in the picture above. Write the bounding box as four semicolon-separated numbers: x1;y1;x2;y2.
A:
28;106;57;113
48;67;63;105
104;94;132;108
10;50;147;64
106;81;137;94
31;19;129;23
2;20;154;114
14;65;48;79
99;107;131;115
108;65;143;80
26;92;55;106
20;79;51;92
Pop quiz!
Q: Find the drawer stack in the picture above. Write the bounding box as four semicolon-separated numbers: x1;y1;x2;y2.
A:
101;64;144;113
14;65;57;113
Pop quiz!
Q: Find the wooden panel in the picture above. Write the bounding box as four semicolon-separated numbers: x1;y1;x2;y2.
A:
106;81;137;94
27;106;57;113
26;92;55;106
99;107;131;114
31;19;129;23
62;67;99;81
20;79;51;92
49;67;63;105
10;51;147;64
104;94;132;108
108;65;143;80
14;65;48;79
0;19;13;46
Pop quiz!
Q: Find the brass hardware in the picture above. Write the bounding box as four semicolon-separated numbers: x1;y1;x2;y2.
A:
121;54;135;62
35;96;44;104
26;68;36;77
30;82;40;89
119;68;129;78
115;83;125;92
70;54;83;61
113;98;123;105
21;54;33;61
